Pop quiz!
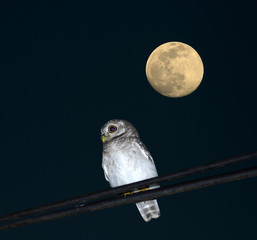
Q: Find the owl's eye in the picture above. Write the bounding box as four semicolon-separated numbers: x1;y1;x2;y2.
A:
108;125;117;133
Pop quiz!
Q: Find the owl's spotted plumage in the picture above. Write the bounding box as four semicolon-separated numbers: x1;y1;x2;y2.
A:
101;119;160;222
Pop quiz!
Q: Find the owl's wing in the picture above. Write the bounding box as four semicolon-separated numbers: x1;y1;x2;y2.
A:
135;139;154;164
102;163;109;182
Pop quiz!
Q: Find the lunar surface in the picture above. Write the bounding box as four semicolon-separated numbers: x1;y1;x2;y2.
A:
146;42;204;98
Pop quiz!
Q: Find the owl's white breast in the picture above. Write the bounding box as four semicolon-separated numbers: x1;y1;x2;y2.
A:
102;140;158;188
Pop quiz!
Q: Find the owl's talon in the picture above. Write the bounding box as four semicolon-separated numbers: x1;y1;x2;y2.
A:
123;191;134;196
139;187;149;192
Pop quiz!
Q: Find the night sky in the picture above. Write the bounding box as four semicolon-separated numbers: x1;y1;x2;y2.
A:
0;1;257;240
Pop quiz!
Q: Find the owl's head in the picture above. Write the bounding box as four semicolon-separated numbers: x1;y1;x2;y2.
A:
100;119;139;143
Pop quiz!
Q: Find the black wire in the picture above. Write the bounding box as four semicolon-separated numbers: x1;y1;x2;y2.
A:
0;150;256;224
0;166;257;231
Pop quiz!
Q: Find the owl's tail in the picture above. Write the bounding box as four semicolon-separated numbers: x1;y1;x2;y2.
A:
136;199;160;222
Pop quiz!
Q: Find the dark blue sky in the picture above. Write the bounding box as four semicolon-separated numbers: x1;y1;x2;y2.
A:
0;1;256;239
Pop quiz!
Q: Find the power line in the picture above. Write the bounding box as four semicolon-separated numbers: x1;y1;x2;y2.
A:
0;166;257;231
1;150;256;224
0;151;256;230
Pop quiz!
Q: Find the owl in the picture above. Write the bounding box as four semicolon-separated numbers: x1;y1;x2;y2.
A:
101;119;160;222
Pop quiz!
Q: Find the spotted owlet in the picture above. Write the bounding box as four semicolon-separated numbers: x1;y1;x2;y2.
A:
101;119;160;222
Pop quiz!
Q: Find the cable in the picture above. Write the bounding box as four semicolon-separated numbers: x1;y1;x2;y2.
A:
0;166;257;231
0;150;256;224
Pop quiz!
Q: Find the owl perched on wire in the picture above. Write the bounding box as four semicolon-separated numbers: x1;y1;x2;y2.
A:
101;119;160;222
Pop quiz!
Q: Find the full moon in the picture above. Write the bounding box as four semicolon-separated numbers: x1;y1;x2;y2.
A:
146;42;204;98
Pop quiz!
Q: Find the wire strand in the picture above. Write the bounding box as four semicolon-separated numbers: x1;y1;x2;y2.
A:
0;166;257;231
0;151;256;225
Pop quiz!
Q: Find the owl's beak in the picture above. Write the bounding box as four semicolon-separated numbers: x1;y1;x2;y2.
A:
101;135;108;143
